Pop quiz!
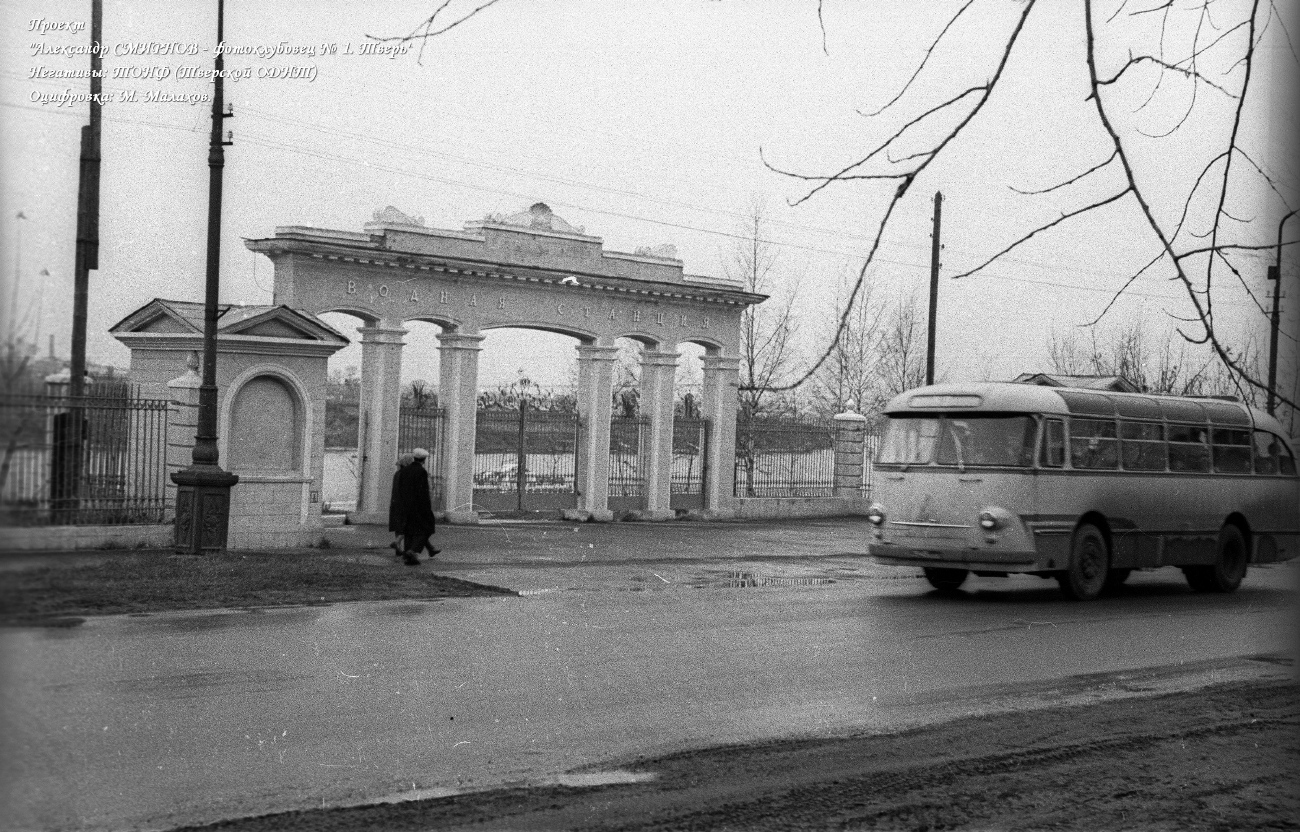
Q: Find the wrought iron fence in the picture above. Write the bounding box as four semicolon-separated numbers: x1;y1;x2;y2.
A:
733;415;836;497
397;405;444;508
608;416;648;500
0;389;170;526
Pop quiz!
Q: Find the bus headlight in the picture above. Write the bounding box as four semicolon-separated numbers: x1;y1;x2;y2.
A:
978;508;1014;530
867;503;886;525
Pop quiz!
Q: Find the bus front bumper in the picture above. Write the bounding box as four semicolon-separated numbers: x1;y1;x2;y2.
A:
869;542;1041;572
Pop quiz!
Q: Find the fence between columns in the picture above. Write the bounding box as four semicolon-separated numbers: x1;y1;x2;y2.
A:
385;407;884;511
734;415;880;499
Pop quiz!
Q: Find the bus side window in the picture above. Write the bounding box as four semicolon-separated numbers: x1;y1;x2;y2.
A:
1168;424;1210;473
1253;430;1279;475
1255;431;1298;476
1068;418;1118;470
1040;419;1065;468
1212;428;1252;474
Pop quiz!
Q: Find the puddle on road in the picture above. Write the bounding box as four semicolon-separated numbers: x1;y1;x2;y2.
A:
721;570;836;589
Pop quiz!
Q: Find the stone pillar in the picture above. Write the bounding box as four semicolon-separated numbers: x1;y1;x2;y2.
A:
573;343;618;521
639;349;678;519
833;409;869;498
165;360;203;523
352;324;406;524
700;354;741;515
437;331;484;524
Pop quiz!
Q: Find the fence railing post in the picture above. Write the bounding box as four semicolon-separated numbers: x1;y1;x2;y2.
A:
832;409;868;498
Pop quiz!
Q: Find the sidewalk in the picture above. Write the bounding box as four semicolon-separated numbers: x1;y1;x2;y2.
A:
324;515;888;591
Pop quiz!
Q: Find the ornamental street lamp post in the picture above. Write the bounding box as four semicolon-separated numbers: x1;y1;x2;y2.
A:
171;0;237;552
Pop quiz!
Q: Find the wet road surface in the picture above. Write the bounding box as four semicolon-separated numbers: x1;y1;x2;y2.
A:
1;520;1297;831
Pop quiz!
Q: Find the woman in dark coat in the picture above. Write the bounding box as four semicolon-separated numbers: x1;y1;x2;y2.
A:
392;448;439;565
387;453;415;557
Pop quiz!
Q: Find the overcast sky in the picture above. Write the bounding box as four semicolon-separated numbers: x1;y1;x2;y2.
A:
2;0;1295;394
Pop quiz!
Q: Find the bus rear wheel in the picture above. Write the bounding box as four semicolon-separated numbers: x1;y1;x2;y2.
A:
1058;523;1109;601
923;567;968;592
1183;524;1248;593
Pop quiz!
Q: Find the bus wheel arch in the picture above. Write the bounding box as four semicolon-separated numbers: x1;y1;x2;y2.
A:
1184;519;1249;593
1059;519;1110;601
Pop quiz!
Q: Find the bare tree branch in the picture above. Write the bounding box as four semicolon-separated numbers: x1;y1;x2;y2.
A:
366;0;504;64
1098;54;1239;97
859;0;976;118
949;188;1133;281
1009;149;1118;195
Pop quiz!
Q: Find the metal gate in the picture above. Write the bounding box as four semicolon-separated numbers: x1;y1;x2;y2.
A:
473;405;581;514
397;406;445;509
670;418;708;510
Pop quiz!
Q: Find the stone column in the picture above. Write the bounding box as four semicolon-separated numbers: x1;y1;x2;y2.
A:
573;343;618;521
352;324;406;524
700;354;741;516
639;349;678;519
833;409;869;498
437;331;484;524
165;359;203;523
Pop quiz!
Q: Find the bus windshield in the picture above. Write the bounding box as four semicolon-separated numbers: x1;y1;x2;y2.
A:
878;415;1036;467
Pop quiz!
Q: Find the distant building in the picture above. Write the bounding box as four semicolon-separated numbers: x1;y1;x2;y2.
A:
1012;372;1141;394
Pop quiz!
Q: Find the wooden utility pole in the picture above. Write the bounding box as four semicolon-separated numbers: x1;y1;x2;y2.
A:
55;0;101;520
926;191;942;386
1267;209;1295;416
71;0;102;399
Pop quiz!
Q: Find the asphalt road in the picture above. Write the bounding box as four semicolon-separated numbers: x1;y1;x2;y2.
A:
1;520;1297;831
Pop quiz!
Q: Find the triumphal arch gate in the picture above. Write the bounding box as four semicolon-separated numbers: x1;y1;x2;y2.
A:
246;204;763;523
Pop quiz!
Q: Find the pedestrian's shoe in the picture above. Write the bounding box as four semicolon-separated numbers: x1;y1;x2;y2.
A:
403;554;421;566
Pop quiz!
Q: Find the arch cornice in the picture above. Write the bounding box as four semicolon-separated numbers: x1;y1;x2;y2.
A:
246;234;766;308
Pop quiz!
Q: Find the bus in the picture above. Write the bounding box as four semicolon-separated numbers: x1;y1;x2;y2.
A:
865;382;1300;600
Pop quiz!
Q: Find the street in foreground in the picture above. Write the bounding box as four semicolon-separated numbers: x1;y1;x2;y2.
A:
171;675;1297;832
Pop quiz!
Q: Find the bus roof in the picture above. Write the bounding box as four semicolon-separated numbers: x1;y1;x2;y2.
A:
882;382;1288;434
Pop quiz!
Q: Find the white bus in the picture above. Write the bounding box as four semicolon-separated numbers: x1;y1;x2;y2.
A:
866;382;1300;600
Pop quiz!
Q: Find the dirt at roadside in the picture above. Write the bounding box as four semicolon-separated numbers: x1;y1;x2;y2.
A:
175;677;1299;832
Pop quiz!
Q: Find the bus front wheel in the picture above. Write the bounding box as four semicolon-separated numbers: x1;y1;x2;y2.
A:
923;567;968;592
1183;525;1248;593
1059;524;1109;601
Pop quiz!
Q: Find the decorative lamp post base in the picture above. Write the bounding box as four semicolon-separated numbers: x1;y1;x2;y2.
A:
171;465;239;553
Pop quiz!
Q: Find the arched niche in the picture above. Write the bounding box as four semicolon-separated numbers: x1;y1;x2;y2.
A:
224;370;307;475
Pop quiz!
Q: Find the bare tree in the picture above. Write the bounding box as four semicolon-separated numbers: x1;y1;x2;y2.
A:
727;203;804;418
1048;322;1263;403
872;292;928;412
761;1;1297;418
404;379;437;411
810;270;886;413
